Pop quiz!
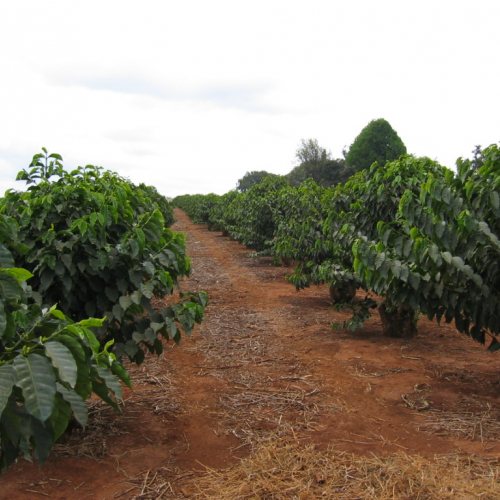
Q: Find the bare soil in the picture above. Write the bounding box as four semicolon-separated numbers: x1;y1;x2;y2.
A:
2;208;500;499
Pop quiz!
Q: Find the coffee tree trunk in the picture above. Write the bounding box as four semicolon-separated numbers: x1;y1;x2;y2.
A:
329;282;357;304
378;301;417;338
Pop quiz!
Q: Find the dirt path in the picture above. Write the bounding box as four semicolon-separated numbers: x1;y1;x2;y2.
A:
2;209;500;499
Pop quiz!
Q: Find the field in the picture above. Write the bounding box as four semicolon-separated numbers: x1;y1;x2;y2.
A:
2;208;499;499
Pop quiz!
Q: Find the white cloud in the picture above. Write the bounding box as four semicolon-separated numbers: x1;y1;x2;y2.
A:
1;0;499;198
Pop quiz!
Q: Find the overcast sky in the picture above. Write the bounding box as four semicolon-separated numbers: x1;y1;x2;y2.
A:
1;1;499;198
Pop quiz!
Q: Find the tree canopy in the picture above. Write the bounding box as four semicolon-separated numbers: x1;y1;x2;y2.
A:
286;138;354;187
345;119;407;172
237;171;278;192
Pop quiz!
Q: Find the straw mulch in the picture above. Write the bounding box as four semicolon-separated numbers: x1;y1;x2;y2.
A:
52;355;183;460
189;432;500;500
122;429;500;500
414;399;500;447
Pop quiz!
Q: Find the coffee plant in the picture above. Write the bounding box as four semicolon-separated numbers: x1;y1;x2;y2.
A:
173;193;221;227
1;149;207;364
175;144;500;347
322;155;450;334
272;179;333;282
0;212;130;475
353;144;500;347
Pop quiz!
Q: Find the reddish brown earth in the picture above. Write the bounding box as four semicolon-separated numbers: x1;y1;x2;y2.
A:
2;208;500;499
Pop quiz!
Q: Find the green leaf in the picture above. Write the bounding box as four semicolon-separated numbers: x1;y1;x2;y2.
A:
141;281;155;298
410;227;419;239
487;337;500;352
61;253;72;271
49;308;67;320
441;187;451;204
0;364;16;416
400;264;409;282
56;382;88;428
435;221;445;239
378;259;391;279
91;379;120;411
110;361;132;389
408;272;420;291
0;274;23;301
48;392;72;442
403;239;413;258
78;318;104;328
429;244;441;264
112;303;124;322
56;335;92;399
374;252;385;270
143;261;156;277
451;256;465;273
40;269;55;291
78;220;88;236
13;354;57;422
394;237;403;256
391;260;402;279
490;191;500;210
128;239;140;258
442;252;453;264
128;270;143;288
129;290;140;305
0;268;34;281
32;417;54;465
44;341;78;388
96;367;123;402
0;244;15;268
105;286;119;302
119;295;133;310
0;298;6;337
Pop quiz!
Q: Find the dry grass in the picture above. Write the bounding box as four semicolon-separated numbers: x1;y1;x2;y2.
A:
189;431;500;500
120;428;500;500
52;399;126;459
52;354;184;460
122;220;500;498
414;400;500;445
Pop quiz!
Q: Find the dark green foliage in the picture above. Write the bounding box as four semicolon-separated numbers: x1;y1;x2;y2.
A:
206;190;240;233
286;139;354;188
324;155;449;332
280;155;448;332
272;179;334;287
225;176;289;252
0;212;130;476
345;119;407;173
286;158;354;188
175;176;289;253
173;193;222;228
175;141;500;350
237;171;278;192
353;144;500;348
134;183;175;227
1;149;207;363
471;145;485;170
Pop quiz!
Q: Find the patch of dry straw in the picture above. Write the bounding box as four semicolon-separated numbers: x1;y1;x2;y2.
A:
188;431;500;500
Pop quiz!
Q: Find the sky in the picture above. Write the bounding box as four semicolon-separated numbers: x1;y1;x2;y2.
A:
1;1;499;199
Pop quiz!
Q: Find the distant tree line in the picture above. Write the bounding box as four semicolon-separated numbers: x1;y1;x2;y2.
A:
236;118;407;191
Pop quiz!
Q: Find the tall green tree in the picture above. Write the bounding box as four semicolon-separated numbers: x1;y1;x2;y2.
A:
287;139;353;187
345;119;407;173
237;171;277;192
295;138;330;164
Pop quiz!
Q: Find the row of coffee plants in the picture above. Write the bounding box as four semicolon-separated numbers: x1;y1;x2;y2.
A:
0;149;207;474
174;144;500;351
